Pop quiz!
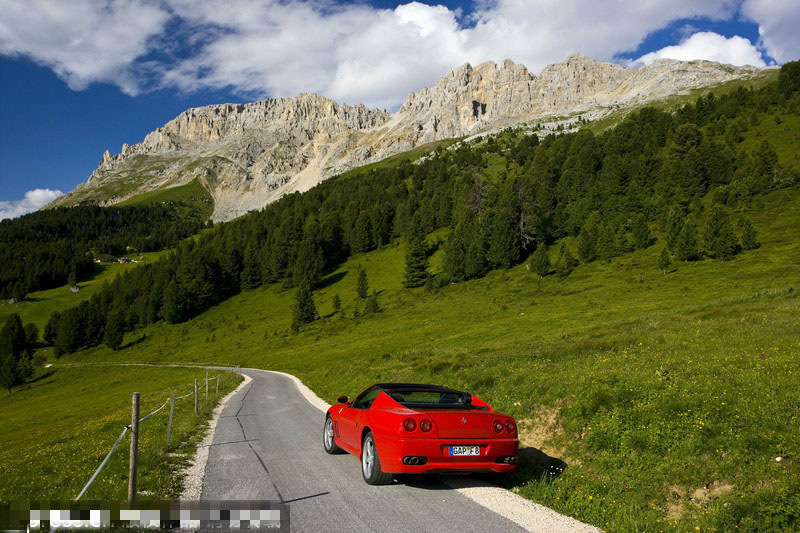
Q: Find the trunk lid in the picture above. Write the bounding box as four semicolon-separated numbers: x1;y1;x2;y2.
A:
424;410;493;439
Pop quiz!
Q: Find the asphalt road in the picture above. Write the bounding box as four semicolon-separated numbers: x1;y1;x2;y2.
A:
200;368;527;532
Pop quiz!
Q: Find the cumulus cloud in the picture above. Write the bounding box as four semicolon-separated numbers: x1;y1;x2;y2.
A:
0;0;795;109
0;189;63;220
0;0;170;94
635;31;766;67
742;0;800;63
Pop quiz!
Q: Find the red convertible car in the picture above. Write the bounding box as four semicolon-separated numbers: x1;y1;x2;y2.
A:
323;383;518;484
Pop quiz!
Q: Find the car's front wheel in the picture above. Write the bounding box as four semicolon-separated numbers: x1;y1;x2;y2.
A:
361;431;393;485
323;416;344;454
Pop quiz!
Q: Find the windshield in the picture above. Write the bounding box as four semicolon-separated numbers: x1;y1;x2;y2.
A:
384;387;487;410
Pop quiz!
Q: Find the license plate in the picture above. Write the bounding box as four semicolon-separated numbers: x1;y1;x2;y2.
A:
450;445;480;456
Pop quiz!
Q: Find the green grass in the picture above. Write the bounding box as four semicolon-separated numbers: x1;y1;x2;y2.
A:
118;179;214;220
0;364;242;503
0;251;167;331
58;184;800;531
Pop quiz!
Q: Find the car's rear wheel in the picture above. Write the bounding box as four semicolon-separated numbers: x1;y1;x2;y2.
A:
361;431;393;485
323;416;344;454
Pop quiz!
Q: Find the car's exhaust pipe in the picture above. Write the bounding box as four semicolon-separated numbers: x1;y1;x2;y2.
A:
495;456;517;464
402;456;428;465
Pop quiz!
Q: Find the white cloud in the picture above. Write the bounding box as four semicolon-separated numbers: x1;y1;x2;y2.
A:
0;0;170;95
741;0;800;64
635;31;766;67
1;0;795;110
0;189;63;220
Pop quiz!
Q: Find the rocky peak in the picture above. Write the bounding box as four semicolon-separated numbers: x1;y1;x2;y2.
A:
57;54;770;221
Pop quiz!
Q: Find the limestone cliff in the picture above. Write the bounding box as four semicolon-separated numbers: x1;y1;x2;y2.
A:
52;54;768;221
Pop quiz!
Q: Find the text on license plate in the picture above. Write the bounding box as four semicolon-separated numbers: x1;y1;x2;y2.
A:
450;445;480;456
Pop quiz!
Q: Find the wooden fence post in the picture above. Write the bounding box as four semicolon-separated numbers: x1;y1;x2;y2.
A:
205;371;209;401
216;375;219;394
128;392;139;502
166;394;175;445
194;379;198;415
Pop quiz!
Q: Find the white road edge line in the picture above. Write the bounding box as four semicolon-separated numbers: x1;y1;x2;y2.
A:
180;373;253;500
258;368;601;533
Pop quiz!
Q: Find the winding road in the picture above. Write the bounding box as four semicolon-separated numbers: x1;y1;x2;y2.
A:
200;368;597;532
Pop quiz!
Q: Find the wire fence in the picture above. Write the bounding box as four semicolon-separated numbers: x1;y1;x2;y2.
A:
74;369;239;501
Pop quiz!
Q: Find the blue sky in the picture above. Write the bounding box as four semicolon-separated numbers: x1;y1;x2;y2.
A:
1;0;798;219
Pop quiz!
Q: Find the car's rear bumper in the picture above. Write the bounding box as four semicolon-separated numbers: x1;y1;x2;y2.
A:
374;434;518;474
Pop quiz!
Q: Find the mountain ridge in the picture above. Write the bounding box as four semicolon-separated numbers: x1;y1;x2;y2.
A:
50;53;770;220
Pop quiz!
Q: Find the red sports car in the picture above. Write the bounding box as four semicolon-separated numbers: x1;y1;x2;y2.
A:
323;383;518;484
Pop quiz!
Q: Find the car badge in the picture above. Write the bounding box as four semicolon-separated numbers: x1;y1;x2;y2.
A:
461;417;467;424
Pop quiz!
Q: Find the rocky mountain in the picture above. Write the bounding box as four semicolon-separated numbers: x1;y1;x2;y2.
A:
51;54;768;221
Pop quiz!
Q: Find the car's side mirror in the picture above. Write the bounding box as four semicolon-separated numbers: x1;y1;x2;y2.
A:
337;395;349;404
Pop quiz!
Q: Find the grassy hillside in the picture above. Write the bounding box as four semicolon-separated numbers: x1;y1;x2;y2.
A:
59;182;800;531
0;364;241;503
117;179;214;220
5;66;799;531
0;251;167;330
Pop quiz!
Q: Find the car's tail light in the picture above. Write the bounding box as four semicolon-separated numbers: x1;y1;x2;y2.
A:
420;419;432;432
506;419;516;433
403;418;417;432
493;420;505;433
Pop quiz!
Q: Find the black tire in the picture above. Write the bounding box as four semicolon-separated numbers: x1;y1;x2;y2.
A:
323;416;345;454
361;431;393;485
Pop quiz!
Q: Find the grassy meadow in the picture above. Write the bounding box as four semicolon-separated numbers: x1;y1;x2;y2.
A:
0;251;168;330
53;183;800;531
0;364;241;503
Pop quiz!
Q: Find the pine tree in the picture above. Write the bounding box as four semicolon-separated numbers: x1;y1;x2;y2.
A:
675;220;701;261
577;220;598;263
332;293;341;313
738;217;759;250
556;242;576;279
240;242;261;289
632;214;652;249
705;205;740;261
23;324;38;357
364;291;380;314
487;178;521;269
161;280;186;324
356;268;368;299
103;311;125;351
403;218;430;288
0;314;26;361
0;314;31;391
531;242;550;278
657;247;671;274
292;236;324;288
291;281;317;333
664;207;684;252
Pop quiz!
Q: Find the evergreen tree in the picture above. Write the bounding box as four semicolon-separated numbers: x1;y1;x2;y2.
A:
292;236;324;288
103;311;125;351
705;205;739;261
556;242;577;279
664;207;684;252
403;218;430;288
364;291;380;314
0;314;26;360
332;293;341;313
596;223;615;261
43;311;60;346
356;268;368;299
161;280;186;324
487;178;521;269
531;242;550;278
240;242;261;289
738;217;759;250
675;220;701;261
291;281;317;333
632;214;652;249
577;215;600;263
658;247;671;274
0;314;32;391
351;212;373;254
23;323;38;357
